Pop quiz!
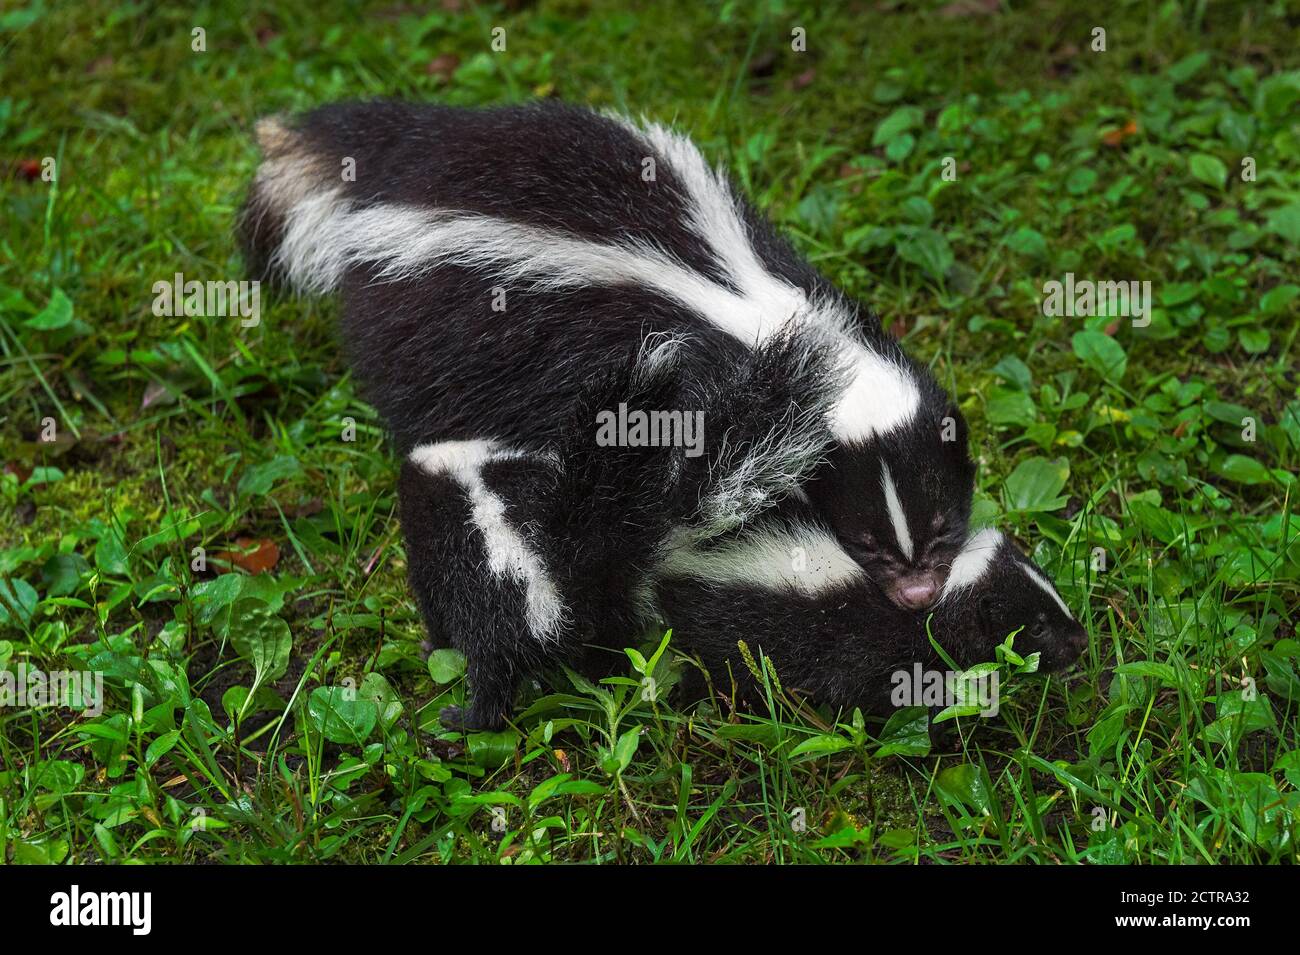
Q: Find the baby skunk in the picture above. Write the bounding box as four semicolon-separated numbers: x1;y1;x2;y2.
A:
238;99;975;608
653;516;1089;716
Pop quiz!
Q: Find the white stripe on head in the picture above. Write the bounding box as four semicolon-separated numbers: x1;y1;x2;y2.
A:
880;462;914;561
939;528;1004;600
273;188;354;292
656;520;866;598
1018;561;1073;619
830;342;923;442
408;440;566;642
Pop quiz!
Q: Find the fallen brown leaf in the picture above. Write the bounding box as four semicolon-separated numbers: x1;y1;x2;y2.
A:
426;53;461;81
215;537;281;574
3;462;33;484
1101;119;1139;147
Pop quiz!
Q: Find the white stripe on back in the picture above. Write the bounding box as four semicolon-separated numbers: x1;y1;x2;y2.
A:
269;115;925;443
656;521;866;597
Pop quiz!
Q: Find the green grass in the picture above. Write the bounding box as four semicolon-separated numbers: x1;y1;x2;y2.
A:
1;0;1298;864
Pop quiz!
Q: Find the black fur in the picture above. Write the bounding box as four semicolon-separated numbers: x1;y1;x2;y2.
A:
399;337;839;728
237;99;978;604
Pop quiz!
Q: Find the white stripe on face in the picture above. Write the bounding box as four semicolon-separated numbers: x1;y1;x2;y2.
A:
1017;561;1073;620
938;528;1003;600
880;462;914;561
408;440;566;642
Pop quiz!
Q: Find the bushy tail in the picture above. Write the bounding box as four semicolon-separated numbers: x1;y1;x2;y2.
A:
236;115;336;289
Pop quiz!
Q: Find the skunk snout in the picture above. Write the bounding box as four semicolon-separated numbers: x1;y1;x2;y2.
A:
1064;622;1089;659
889;571;941;610
1040;622;1089;672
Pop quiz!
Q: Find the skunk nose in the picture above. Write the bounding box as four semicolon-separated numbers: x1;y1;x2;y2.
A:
1045;623;1089;672
891;573;939;610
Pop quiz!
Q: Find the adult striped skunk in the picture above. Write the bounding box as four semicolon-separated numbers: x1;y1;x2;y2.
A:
237;99;976;609
654;517;1089;715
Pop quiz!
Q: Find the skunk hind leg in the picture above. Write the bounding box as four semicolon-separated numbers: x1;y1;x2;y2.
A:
399;443;567;732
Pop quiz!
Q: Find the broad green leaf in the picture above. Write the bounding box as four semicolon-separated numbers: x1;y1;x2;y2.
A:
466;728;520;768
93;529;130;577
990;355;1033;391
23;289;73;330
144;730;181;768
611;726;641;774
873;706;930;758
1188;153;1227;189
1072;330;1128;380
935;763;993;815
986;389;1037;427
1266;203;1300;245
898;228;952;281
41;553;88;597
1166;51;1209;83
0;578;38;628
30;759;84;793
228;600;292;685
359;671;403;730
236;455;301;497
222;686;250;722
427;648;466;684
1216;454;1271;485
1260;285;1298;314
1003;456;1070;513
307;686;377;746
884;132;914;162
1066;167;1096;195
1006;226;1047;259
13;838;70;864
1238;327;1269;354
789;734;854;758
871;106;923;146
